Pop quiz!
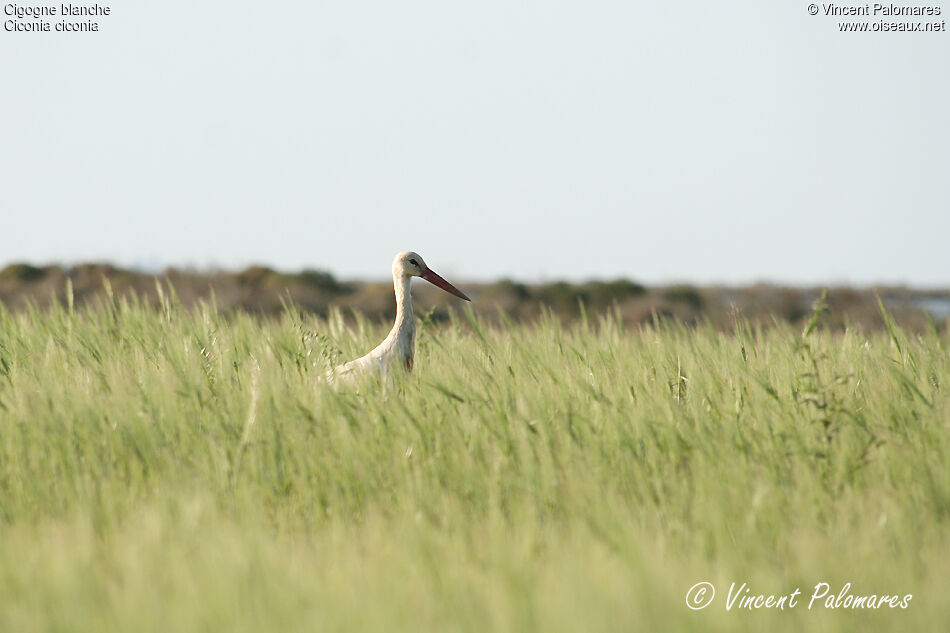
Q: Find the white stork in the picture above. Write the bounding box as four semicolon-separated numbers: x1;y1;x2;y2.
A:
327;251;470;381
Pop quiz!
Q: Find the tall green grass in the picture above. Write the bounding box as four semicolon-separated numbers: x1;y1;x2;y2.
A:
0;289;948;632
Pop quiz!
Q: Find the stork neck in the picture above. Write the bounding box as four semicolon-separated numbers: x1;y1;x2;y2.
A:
393;273;414;331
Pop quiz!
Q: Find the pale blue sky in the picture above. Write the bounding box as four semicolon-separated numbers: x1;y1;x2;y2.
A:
2;1;948;285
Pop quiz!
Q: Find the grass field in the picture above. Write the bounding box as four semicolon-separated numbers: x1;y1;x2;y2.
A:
0;287;948;632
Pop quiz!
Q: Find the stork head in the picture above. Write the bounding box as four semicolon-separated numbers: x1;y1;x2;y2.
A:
393;251;471;301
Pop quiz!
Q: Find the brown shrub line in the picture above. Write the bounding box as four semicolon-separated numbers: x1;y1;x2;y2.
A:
1;262;947;332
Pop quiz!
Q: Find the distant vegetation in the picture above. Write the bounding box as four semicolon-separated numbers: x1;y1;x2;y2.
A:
0;262;947;332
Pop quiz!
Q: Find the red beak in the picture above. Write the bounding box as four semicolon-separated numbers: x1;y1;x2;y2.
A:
419;268;471;301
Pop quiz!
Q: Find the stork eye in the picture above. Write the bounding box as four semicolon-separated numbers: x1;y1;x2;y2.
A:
408;258;419;266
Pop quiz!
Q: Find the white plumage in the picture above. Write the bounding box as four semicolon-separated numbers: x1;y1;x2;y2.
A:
327;251;469;382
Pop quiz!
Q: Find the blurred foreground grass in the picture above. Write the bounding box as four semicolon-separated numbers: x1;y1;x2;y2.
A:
0;290;948;632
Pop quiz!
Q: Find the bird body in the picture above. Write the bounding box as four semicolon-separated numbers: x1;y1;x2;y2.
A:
327;252;469;382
